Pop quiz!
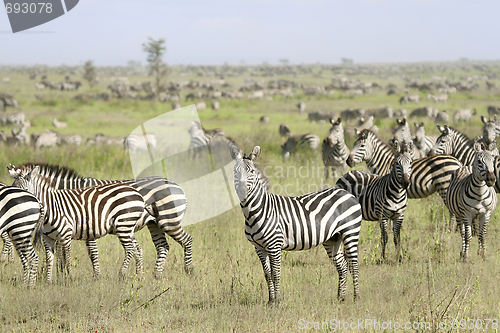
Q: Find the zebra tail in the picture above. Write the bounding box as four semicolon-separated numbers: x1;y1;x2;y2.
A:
33;203;45;249
145;202;159;218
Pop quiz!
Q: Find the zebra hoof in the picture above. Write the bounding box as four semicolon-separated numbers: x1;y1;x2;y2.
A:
184;266;195;275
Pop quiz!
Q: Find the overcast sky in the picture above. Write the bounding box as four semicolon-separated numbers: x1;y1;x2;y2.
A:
1;0;499;66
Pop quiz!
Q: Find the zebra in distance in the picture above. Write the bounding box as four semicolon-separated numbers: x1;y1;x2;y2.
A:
347;129;463;229
429;125;498;165
9;165;156;282
125;133;157;152
426;93;448;103
231;145;362;304
399;94;419;105
454;108;476;122
476;116;499;156
35;130;58;148
321;118;349;179
391;118;421;159
0;185;44;287
446;143;497;262
9;163;192;278
337;140;413;261
296;101;306;114
413;123;438;157
279;123;290;137
281;133;320;161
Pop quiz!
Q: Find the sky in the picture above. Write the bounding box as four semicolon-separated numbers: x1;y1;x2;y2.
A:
1;0;499;66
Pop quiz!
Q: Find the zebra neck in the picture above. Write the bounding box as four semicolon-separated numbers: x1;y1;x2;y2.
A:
240;185;268;223
453;135;475;165
366;141;393;175
471;173;489;194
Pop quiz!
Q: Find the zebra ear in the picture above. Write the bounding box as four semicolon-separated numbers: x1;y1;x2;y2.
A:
436;124;444;133
481;115;487;124
249;146;261;161
354;128;361;136
420;122;424;127
443;125;450;134
337;117;341;124
229;144;242;160
414;122;418;128
7;164;19;178
473;141;483;152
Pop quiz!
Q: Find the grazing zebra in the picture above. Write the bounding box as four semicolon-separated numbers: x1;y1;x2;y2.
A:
429;125;490;165
399;94;419;105
0;112;25;126
125;133;157;152
279;123;290;137
487;105;500;116
322;118;349;179
347;129;462;229
281;133;320;161
9;165;153;282
454;109;476;122
409;106;438;119
340;108;365;121
93;133;126;146
337;140;413;260
413;123;438;157
426;93;448;103
58;134;83;146
231;145;362;304
0;186;44;287
446;143;497;262
10;163;192;278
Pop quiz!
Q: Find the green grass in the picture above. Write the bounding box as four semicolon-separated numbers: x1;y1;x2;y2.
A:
0;64;500;332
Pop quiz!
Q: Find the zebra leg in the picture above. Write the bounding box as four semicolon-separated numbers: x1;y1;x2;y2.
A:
477;213;490;259
0;231;14;263
146;223;169;279
60;236;73;279
117;231;136;280
267;247;282;306
324;236;348;302
17;241;39;288
379;218;389;260
255;248;275;305
14;241;30;285
85;240;100;279
392;215;405;262
160;222;193;274
342;234;360;301
42;236;55;283
324;166;329;179
132;239;144;275
459;216;472;262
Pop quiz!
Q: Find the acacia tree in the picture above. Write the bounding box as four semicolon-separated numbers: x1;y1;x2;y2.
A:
142;37;168;96
83;60;97;88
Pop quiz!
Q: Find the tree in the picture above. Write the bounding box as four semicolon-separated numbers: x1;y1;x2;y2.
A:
279;58;290;65
143;37;168;96
83;60;97;88
341;58;354;65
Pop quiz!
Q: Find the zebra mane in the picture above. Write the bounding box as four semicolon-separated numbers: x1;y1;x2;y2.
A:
362;129;396;154
447;127;475;147
18;163;84;187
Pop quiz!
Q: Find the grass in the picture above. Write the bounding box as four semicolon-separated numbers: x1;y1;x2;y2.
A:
0;63;500;332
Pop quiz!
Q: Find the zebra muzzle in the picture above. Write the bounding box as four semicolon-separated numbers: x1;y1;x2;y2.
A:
402;174;410;189
486;172;496;187
346;155;355;167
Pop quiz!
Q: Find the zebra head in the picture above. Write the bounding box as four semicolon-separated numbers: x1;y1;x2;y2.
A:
481;115;496;145
231;145;261;202
347;129;372;167
392;118;411;143
413;122;426;146
429;125;453;156
473;142;496;187
7;164;40;194
392;140;413;189
327;117;345;146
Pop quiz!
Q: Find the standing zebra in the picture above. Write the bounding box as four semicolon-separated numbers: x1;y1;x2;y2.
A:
337;140;413;261
281;133;320;161
428;125;495;165
321;118;349;179
9;165;154;282
413;123;438;157
446;143;497;262
347;129;462;229
476;116;499;156
10;163;192;278
391;118;421;159
454;109;476;122
0;185;44;287
188;121;210;158
231;145;362;304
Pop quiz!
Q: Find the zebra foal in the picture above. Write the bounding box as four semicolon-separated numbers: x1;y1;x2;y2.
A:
231;145;362;305
9;165;155;282
445;143;497;262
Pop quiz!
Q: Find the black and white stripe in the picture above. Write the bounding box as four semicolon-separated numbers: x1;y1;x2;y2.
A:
9;165;151;282
0;185;44;287
429;125;483;165
413;122;438;157
446;143;497;262
321;118;350;179
125;133;157;152
12;163;192;278
337;140;413;260
475;116;499;156
231;145;362;305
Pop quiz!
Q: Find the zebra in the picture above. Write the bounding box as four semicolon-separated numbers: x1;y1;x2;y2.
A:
231;145;362;304
51;118;67;128
296;101;306;114
391;118;421;159
476;116;499;156
9;163;192;279
125;133;157;152
409;106;438;119
399;94;419;105
0;112;25;126
321;118;349;179
340;108;365;121
428;125;495;166
279;124;290;137
435;110;449;123
281;133;320;161
426;93;448;103
413;123;438;157
35;130;58;148
211;100;220;111
93;133;126;146
487;105;500;116
9;165;154;282
347;129;462;229
446;142;497;262
454;109;476;122
337;140;413;261
188;121;210;158
0;185;44;287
